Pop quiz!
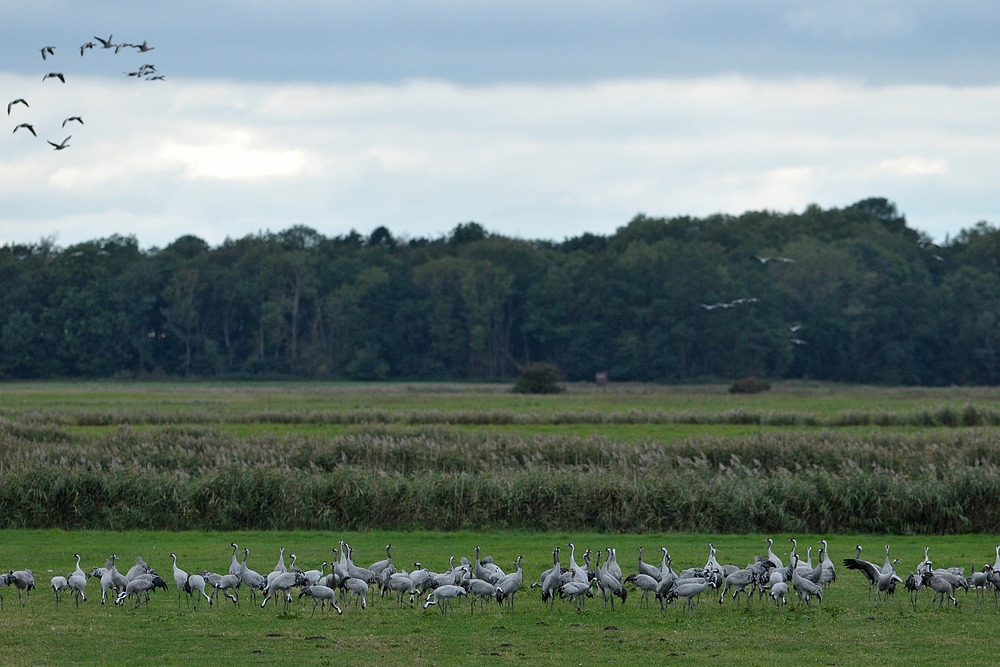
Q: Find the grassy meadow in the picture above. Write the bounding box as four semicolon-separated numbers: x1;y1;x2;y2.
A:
4;380;1000;664
3;529;1000;667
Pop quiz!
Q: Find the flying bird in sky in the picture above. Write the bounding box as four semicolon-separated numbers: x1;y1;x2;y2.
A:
13;123;36;137
40;46;55;60
7;98;28;115
62;116;83;128
47;136;71;150
79;41;94;56
42;72;66;83
133;41;154;53
94;35;115;49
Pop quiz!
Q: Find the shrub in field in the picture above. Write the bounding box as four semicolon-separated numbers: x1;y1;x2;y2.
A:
729;376;770;394
512;363;564;394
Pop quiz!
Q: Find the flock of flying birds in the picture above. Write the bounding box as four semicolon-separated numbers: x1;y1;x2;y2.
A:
700;255;806;346
7;34;162;151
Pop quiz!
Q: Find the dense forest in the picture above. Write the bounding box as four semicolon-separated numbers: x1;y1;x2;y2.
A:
2;197;1000;385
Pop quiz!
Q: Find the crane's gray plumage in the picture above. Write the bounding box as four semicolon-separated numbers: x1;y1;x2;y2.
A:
298;584;342;615
423;584;466;615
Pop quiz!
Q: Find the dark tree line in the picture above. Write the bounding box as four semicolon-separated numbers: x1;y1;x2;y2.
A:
2;197;1000;384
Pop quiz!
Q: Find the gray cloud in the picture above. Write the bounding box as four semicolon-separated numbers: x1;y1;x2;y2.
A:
2;75;998;247
1;1;998;85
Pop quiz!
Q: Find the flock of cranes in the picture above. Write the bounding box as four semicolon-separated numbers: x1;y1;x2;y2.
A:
7;34;162;151
701;253;807;347
4;538;1000;616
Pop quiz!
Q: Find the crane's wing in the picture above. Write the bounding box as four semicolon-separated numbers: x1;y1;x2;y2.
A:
842;558;881;583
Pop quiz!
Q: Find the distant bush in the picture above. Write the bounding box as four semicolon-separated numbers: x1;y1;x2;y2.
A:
729;376;771;394
512;363;564;394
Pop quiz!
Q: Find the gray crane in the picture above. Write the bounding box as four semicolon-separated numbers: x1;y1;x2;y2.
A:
8;568;36;606
7;98;28;115
302;562;326;586
238;548;267;603
475;545;505;584
665;578;715;613
594;551;625;610
50;576;68;605
385;573;418;607
843;545;884;600
343;545;378;584
875;559;902;602
0;573;10;609
463;577;498;614
273;547;287;573
790;555;823;607
720;560;773;605
262;571;304;612
298;584;342;615
343;577;369;611
624;573;658;607
539;549;563;608
126;556;153;581
636;547;661;580
765;538;783;569
115;577;157;609
921;571;957;609
495;556;524;610
423;584;466;614
170;553;189;605
605;548;623;582
819;540;836;586
68;554;88;607
228;543;241;577
211;573;241;605
769;581;789;607
184;573;213;610
558;579;593;613
368;544;394;581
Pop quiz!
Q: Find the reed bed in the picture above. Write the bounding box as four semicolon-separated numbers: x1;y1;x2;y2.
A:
7;402;1000;427
3;419;1000;533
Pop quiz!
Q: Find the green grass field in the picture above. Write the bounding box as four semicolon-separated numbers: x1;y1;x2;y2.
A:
4;379;1000;419
5;381;1000;664
3;529;1000;667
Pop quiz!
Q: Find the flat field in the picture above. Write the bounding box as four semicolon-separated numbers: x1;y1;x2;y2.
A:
3;381;1000;665
2;529;1000;667
5;378;1000;419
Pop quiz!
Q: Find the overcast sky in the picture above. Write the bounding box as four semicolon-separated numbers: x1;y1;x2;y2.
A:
2;1;999;247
